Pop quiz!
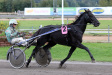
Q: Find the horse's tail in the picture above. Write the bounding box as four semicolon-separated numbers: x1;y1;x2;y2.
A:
27;29;41;47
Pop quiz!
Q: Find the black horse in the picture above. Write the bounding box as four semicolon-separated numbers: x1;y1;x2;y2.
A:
26;9;100;68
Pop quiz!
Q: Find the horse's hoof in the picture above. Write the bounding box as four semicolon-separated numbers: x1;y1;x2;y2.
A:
26;62;29;68
92;59;95;63
26;65;28;68
58;64;67;69
58;65;62;68
62;64;67;69
26;66;28;68
58;63;62;68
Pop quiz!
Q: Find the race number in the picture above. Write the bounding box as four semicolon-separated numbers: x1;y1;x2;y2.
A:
61;26;68;34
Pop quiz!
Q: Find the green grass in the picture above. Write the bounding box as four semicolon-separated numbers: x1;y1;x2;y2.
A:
1;43;112;62
0;20;112;29
86;20;112;29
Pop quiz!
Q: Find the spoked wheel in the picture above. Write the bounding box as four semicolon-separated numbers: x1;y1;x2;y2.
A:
9;48;26;69
35;48;51;67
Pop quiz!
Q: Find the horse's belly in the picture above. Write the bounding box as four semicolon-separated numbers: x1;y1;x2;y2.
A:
51;34;68;45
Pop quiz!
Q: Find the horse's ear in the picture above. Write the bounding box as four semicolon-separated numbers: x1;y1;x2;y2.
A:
87;9;90;11
84;9;87;12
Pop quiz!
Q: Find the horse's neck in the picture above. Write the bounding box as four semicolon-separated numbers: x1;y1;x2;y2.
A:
76;19;87;33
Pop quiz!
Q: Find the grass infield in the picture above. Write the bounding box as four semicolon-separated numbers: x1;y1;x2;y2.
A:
0;43;112;62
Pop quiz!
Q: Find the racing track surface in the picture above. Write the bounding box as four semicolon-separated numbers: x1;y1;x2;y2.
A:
0;60;112;75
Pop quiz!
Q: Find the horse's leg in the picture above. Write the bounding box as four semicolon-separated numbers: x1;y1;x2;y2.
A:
77;43;95;63
43;42;56;53
43;42;56;61
26;36;48;67
26;46;39;68
59;46;76;68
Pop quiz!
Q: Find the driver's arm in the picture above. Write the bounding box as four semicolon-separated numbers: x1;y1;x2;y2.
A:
10;31;18;37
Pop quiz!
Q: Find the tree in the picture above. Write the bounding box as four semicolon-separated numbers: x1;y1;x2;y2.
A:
38;0;53;7
99;0;108;6
34;0;41;3
66;0;79;7
5;0;13;12
99;0;112;6
0;0;5;12
57;0;68;7
109;0;112;6
0;0;36;12
66;0;99;7
38;0;68;7
0;0;102;12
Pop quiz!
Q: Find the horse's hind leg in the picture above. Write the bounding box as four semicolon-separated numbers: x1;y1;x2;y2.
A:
59;46;76;68
77;43;95;63
26;37;48;67
43;42;56;62
43;42;56;53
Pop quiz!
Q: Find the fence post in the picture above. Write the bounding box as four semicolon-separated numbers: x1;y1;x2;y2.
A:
32;26;33;33
108;25;110;43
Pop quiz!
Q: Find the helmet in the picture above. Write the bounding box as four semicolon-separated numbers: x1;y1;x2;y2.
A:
9;19;18;26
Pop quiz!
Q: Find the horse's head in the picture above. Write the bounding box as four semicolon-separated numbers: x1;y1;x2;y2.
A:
84;9;100;27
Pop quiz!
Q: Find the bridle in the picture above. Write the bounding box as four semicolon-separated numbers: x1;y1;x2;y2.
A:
67;11;98;26
85;12;95;25
72;12;94;26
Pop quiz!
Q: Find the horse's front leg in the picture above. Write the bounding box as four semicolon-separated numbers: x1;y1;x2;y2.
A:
59;46;76;68
77;43;95;63
26;36;49;67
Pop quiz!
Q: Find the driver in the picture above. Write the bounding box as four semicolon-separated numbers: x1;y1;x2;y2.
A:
5;19;27;46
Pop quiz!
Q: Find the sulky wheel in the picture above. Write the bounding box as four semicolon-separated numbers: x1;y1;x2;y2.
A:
9;48;26;69
35;48;51;67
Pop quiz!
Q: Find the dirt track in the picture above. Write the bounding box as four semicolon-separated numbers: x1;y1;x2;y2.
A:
83;35;112;42
0;60;112;75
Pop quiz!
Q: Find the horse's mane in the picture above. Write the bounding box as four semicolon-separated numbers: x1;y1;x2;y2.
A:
69;12;86;25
